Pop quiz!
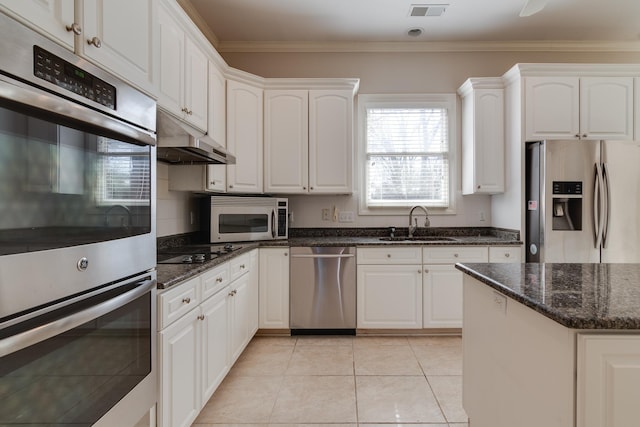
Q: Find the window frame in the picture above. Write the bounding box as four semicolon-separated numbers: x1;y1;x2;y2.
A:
357;93;457;216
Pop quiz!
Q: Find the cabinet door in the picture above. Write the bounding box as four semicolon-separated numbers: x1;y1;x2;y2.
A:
636;78;640;140
580;77;634;140
247;249;260;336
258;248;289;329
226;80;263;193
309;90;353;194
157;3;184;118
577;334;640;427
264;90;309;193
184;36;208;131
423;264;463;328
462;88;504;194
208;62;226;147
159;309;201;427
0;0;75;49
525;77;580;140
229;274;251;362
357;264;422;329
200;289;229;404
81;0;157;95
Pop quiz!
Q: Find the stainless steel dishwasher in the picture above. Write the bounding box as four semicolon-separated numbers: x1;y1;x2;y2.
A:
290;246;356;333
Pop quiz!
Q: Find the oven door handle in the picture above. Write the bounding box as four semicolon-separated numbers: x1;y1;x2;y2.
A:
0;278;155;357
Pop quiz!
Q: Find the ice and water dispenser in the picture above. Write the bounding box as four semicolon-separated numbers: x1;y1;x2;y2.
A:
552;181;582;230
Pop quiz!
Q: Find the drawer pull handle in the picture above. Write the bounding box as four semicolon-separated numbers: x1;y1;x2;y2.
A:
182;297;191;304
216;277;223;283
240;264;246;269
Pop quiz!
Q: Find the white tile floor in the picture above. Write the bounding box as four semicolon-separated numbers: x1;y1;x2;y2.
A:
192;335;468;427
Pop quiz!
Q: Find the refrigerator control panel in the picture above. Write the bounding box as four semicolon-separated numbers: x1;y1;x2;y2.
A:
552;181;582;195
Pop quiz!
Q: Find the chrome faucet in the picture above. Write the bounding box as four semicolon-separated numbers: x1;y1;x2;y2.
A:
408;205;430;238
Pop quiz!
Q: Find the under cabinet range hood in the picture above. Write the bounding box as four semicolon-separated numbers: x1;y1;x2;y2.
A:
156;110;235;164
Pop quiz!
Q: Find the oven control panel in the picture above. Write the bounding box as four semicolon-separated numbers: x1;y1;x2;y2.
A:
33;45;116;110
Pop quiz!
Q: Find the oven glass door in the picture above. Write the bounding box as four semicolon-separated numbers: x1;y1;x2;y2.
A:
0;100;152;256
0;278;153;426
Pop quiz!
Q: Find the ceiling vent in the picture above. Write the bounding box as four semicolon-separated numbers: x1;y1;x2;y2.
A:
409;4;448;17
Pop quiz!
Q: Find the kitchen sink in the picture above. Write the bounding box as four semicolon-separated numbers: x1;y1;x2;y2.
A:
379;236;458;242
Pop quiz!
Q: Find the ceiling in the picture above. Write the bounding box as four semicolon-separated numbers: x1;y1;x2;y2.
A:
182;0;640;52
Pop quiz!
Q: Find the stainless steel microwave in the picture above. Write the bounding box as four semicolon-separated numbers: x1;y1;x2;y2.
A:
203;196;288;242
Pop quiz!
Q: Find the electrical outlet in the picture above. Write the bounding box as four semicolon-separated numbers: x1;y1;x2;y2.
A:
322;208;330;221
479;211;486;222
338;211;355;223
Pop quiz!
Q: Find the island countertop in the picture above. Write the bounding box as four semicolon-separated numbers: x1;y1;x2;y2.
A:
456;262;640;329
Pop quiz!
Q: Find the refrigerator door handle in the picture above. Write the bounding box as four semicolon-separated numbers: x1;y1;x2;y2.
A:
602;162;611;248
593;163;604;249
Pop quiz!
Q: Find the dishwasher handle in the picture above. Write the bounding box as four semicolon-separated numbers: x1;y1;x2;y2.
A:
290;253;355;259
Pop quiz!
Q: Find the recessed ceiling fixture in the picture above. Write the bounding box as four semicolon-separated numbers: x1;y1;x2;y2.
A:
409;4;449;17
407;28;424;37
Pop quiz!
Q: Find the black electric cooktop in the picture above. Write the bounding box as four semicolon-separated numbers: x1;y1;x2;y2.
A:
157;243;243;264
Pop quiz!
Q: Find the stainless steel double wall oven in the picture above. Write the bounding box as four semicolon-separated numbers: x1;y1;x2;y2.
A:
0;13;157;427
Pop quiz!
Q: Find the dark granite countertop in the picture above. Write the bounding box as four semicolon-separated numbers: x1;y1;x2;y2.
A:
456;262;640;330
157;227;521;290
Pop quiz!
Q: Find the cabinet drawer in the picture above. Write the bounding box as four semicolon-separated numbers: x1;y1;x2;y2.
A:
489;246;522;263
230;252;251;281
201;262;230;300
357;247;422;265
158;276;200;330
423;246;488;264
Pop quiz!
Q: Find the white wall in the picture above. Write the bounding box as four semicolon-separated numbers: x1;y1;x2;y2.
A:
157;49;640;233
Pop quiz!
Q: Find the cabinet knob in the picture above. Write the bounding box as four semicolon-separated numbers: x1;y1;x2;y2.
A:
575;134;581;139
66;23;82;35
182;297;191;304
424;268;429;273
181;107;189;113
505;253;510;258
477;185;481;189
240;264;246;269
387;254;391;258
303;186;306;190
229;184;234;188
210;181;216;185
284;253;288;257
454;253;459;258
198;314;205;321
310;187;314;190
87;36;102;48
582;134;588;138
187;110;193;115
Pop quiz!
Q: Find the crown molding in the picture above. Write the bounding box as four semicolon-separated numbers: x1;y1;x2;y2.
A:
175;0;220;49
217;40;640;54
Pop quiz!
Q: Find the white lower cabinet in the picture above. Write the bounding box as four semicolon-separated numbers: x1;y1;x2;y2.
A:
159;307;201;427
357;264;423;328
158;249;258;427
356;247;423;329
258;247;290;329
423;246;488;329
200;289;229;406
577;334;640;427
422;264;464;328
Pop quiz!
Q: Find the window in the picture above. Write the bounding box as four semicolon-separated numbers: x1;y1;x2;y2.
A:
359;94;456;215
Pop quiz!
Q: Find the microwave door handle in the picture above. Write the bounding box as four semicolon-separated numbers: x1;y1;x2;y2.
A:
271;209;276;238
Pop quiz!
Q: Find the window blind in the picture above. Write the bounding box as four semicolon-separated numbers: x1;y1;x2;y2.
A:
365;107;449;207
97;138;150;205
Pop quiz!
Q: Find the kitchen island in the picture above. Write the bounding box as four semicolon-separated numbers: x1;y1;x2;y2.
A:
456;262;640;427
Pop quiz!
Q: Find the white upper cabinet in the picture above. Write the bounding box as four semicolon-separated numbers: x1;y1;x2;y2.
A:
80;0;157;96
579;77;634;140
0;0;75;49
158;0;208;131
226;79;264;193
263;87;355;194
264;90;309;193
0;0;157;95
309;90;353;194
208;62;227;148
525;76;634;141
459;78;505;195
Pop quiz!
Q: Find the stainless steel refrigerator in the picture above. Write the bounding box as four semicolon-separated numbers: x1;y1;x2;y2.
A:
526;139;640;263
